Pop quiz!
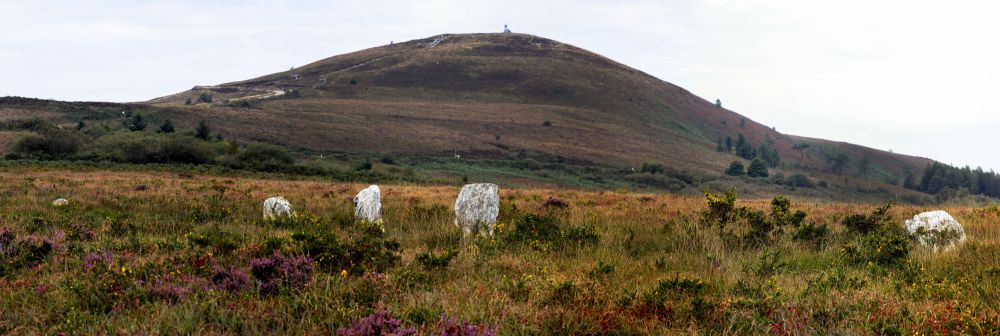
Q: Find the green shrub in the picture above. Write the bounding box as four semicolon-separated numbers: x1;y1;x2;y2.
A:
842;228;911;268
747;158;769;178
290;230;401;275
786;173;815;188
188;225;243;253
508;213;599;250
8;130;86;160
725;161;745;177
78;132;218;164
226;143;294;172
792;222;830;249
415;249;458;269
588;260;615;278
701;189;738;230
842;202;893;234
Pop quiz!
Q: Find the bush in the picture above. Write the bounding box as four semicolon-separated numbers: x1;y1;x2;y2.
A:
725;161;745;176
290;230;402;275
640;162;665;174
226;143;294;172
746;158;769;178
78;132;218;164
197;93;213;103
415;249;458;269
842;228;911;267
842;202;893;234
793;222;830;249
8;130;86;160
507;213;599;250
786;174;815;188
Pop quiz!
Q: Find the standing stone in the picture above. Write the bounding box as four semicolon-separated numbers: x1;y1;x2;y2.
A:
354;185;382;222
905;210;967;250
453;183;500;236
263;196;293;220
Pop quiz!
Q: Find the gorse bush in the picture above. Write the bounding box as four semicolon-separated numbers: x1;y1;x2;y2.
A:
842;201;893;234
79;132;219;164
507;213;599;250
701;191;809;247
7;129;86;160
291;230;402;275
415;249;458;269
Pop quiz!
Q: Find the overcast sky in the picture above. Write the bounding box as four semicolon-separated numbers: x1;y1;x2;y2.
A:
3;0;999;171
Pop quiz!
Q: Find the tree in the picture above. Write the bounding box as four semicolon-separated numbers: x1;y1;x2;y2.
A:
757;142;780;168
827;153;849;175
735;134;755;160
902;169;917;189
158;119;175;133
724;136;733;152
747;158;769;178
725;161;745;176
792;143;810;165
126;113;147;131
184;98;193;105
198;93;213;103
195;120;211;140
857;157;872;177
716;138;725;152
715;99;722;107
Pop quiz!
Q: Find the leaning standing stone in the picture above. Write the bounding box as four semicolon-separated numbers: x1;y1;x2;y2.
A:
354;185;382;222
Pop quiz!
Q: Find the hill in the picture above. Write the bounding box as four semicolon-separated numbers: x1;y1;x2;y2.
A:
0;33;945;200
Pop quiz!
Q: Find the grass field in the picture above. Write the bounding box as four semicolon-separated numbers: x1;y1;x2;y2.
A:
1;168;998;335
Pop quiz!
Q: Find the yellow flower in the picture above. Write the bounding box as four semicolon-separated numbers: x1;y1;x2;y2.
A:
340;269;348;278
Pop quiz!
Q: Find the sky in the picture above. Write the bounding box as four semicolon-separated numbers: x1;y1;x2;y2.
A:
2;0;999;171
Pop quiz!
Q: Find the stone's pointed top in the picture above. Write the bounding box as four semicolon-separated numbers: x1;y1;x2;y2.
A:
354;185;382;222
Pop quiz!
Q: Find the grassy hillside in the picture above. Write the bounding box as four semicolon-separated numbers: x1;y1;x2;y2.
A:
145;33;932;177
0;169;997;334
0;33;946;200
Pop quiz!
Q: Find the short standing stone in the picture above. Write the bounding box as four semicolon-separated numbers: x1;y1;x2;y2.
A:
905;210;966;250
263;196;293;220
52;198;69;207
453;183;500;236
353;185;382;222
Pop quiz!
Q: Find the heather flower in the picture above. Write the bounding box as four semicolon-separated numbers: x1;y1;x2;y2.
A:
210;265;251;292
250;251;313;295
83;251;113;271
337;310;416;336
438;314;497;336
148;274;196;302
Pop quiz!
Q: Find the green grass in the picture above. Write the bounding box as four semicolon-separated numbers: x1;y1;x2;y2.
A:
0;168;998;334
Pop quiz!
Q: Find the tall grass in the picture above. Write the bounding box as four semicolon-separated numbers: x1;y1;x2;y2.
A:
0;168;997;334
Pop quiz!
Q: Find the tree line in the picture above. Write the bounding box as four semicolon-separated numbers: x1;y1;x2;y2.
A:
911;162;1000;198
